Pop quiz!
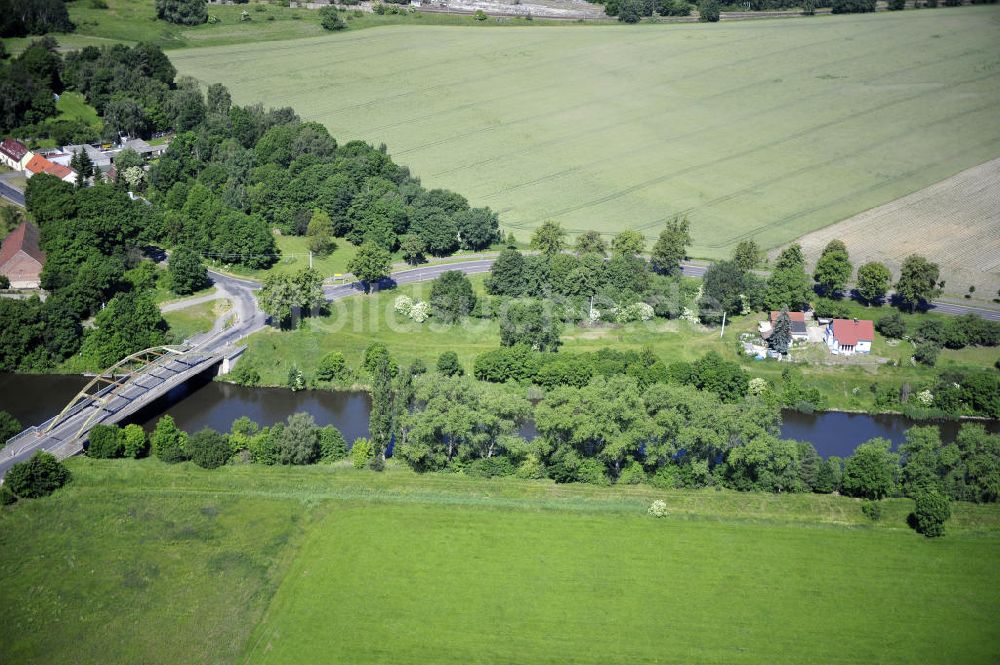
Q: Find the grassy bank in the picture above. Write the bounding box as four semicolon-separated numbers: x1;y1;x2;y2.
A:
162;298;229;342
1;459;998;664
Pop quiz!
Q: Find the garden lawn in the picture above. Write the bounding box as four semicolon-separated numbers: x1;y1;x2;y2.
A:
172;8;1000;258
55;91;102;131
2;460;999;665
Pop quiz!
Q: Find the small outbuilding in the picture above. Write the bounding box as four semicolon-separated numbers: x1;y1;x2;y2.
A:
826;318;874;355
0;221;46;289
770;311;809;341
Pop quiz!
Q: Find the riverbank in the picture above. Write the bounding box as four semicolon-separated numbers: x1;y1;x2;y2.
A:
1;459;998;665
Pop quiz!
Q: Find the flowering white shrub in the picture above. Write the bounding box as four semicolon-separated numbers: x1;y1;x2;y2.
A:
648;500;668;518
394;295;413;316
589;308;602;323
748;377;768;396
409;301;430;323
916;390;934;407
616;302;655;323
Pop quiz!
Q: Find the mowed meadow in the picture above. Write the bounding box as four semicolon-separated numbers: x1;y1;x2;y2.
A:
2;461;999;664
171;8;1000;257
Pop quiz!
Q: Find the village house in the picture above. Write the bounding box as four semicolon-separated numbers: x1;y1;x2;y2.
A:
770;311;809;341
0;138;33;171
24;154;77;184
0;221;46;289
826;318;874;355
120;138;164;159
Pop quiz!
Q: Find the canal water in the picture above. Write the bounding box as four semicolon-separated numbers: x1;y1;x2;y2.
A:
2;373;996;458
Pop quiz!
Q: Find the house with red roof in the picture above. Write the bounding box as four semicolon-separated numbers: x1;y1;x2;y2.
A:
825;318;874;355
0;138;33;170
24;154;76;184
0;221;46;289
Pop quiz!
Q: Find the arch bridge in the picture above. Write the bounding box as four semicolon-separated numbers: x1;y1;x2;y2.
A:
1;345;232;477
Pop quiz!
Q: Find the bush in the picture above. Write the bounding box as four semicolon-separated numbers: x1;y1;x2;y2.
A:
831;0;875;11
0;484;16;505
648;499;669;517
913;342;940;366
0;409;22;444
316;351;347;382
122;424;148;458
287;365;305;391
87;424;123;458
912;490;950;537
5;452;71;499
186;428;231;469
876;312;907;339
698;0;720;21
229;361;261;386
0;275;9;290
813;298;850;320
319;5;346;30
887;0;905;8
319;426;348;462
466;457;515;478
151;415;188;463
351;437;374;469
861;499;882;521
474;9;488;19
436;351;464;377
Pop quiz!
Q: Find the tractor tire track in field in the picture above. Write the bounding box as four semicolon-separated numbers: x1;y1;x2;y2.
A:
497;40;993;230
516;58;999;231
427;18;904;180
386;20;894;159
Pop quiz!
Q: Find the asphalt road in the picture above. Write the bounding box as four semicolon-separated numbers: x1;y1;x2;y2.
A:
0;180;25;207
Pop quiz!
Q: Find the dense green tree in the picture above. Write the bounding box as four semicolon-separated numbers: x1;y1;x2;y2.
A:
650;216;690;275
318;425;348;462
155;0;208;26
699;260;746;323
895;254;941;311
898;426;947;497
258;272;300;327
25;173;76;225
457;207;500;250
436;351;464;376
369;354;395;468
530;220;566;256
813;239;852;297
725;435;802;493
575;230;607;257
70;148;95;188
698;0;720;20
398;374;530;471
0;0;74;37
347;241;392;293
306;210;336;256
617;0;643;21
81;291;168;368
912;489;950;537
831;0;875;12
151;415;188;463
168;246;208;295
316;351;347;382
765;260;812;312
690;351;749;402
611;230;646;257
277;413;320;465
410;211;458;256
4;451;70;499
769;309;792;354
875;311;906;339
430;270;476;323
319;5;347;30
187;428;231;469
731;240;760;273
122;423;147;458
399;234;426;266
500;299;563;352
814;456;843;493
362;342;397;376
856;261;892;305
87;424;123;458
842;438;898;500
485;247;527;297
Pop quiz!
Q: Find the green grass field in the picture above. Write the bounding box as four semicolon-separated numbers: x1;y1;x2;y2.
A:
170;8;1000;257
1;460;999;664
162;298;227;342
55;91;102;130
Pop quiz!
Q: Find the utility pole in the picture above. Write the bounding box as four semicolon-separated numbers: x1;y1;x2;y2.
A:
720;310;726;338
309;251;313;270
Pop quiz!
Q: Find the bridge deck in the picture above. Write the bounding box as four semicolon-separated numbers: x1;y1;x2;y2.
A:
1;352;224;478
